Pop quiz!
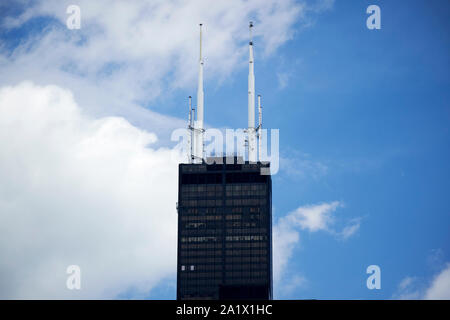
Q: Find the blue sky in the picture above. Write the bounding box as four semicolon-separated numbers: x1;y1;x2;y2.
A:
0;0;449;299
161;0;450;299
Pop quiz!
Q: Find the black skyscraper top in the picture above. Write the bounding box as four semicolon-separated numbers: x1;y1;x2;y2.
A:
177;157;272;300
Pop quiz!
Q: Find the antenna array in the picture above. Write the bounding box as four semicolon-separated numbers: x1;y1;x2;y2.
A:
187;22;264;163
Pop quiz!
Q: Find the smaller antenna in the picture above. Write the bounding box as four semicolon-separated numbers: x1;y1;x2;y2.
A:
258;95;262;161
249;21;253;45
187;96;193;163
188;96;192;126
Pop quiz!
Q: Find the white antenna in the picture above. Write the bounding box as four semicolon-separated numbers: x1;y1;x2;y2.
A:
258;94;262;161
189;96;194;128
193;23;205;163
248;21;257;162
187;96;193;163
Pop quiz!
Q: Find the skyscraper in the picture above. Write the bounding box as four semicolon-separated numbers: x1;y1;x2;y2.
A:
177;157;272;300
177;23;272;300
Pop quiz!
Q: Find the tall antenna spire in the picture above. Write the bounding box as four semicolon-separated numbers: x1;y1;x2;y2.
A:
248;21;257;162
193;23;205;163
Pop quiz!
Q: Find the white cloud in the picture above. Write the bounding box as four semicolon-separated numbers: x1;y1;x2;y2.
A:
0;82;183;298
273;201;359;296
424;264;450;300
281;275;308;296
273;202;338;284
392;276;421;300
339;218;361;240
273;214;300;284
0;0;302;116
393;263;450;300
399;276;416;291
290;201;340;232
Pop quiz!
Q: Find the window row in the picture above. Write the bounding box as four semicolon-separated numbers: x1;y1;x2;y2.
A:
181;165;206;173
225;214;267;221
226;184;266;191
179;272;223;279
180;258;222;264
181;198;267;207
181;199;223;207
225;249;268;256
180;242;267;251
179;250;222;256
224;271;268;278
181;226;266;235
179;283;220;288
225;242;268;249
182;190;267;199
225;235;267;241
181;236;218;243
181;191;223;199
181;215;222;221
225;199;267;206
181;264;223;272
182;184;223;192
181;207;265;215
181;235;268;243
180;229;223;236
226;221;257;228
225;228;267;234
224;278;267;285
224;257;268;265
184;222;206;229
180;243;223;250
179;281;221;288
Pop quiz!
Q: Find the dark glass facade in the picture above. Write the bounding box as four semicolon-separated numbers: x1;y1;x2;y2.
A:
177;157;272;300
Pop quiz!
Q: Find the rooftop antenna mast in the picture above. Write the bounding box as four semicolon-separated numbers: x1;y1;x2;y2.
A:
247;21;257;162
193;23;205;163
258;94;262;161
187;96;193;163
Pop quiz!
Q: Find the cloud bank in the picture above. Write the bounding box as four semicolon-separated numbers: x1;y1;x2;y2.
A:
0;0;303;130
0;82;182;298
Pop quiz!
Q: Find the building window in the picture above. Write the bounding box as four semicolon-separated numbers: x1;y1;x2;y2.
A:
181;265;186;271
190;265;195;271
